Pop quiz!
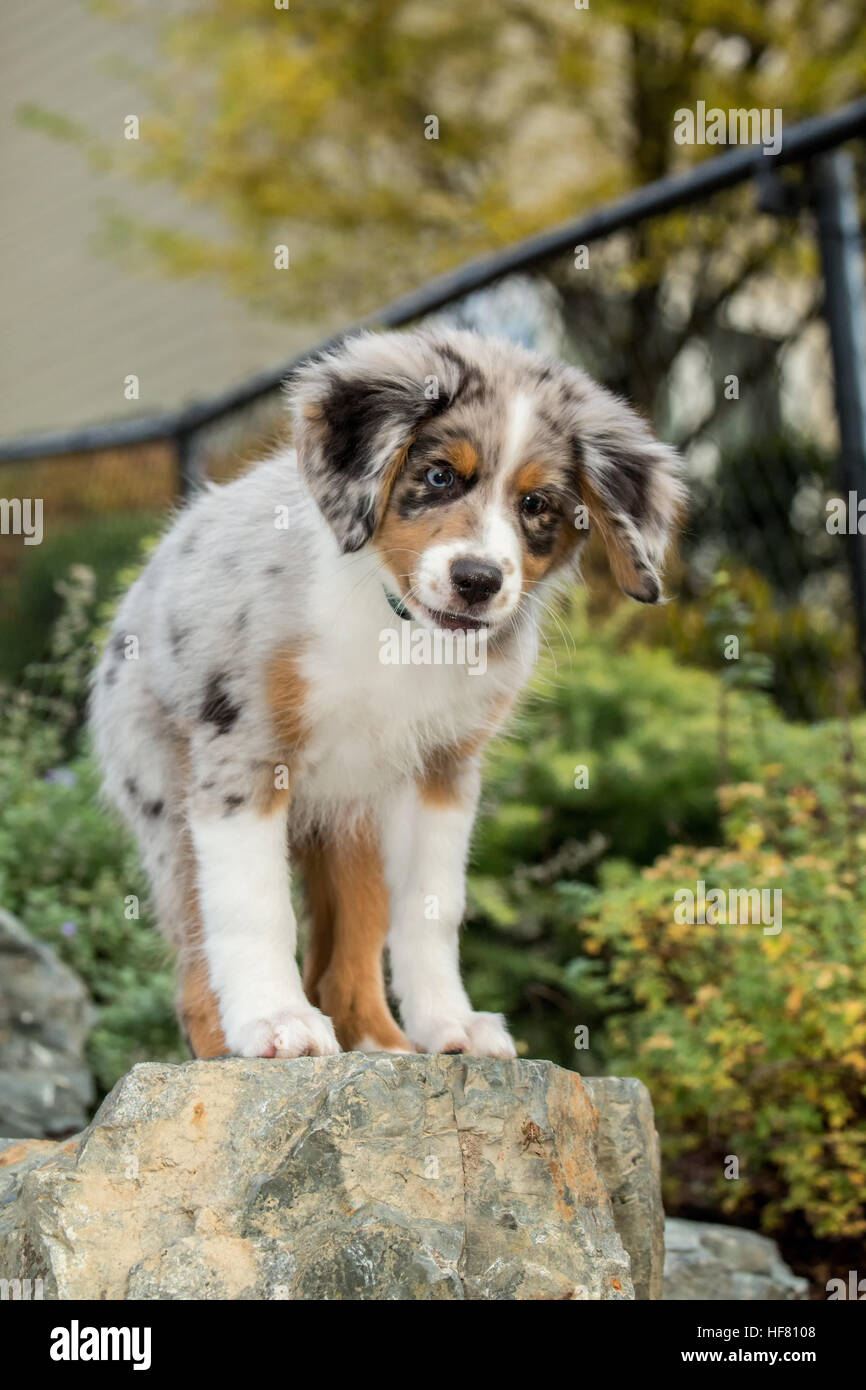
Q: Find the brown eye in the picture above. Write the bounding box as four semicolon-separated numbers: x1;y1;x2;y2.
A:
521;492;547;518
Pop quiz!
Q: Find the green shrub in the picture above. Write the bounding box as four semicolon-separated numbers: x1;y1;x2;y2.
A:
0;565;184;1094
475;603;773;872
651;566;858;723
0;510;162;680
576;733;866;1241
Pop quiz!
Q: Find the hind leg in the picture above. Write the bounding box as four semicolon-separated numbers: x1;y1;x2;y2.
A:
131;793;230;1058
169;847;228;1059
110;764;228;1058
91;653;228;1054
300;819;411;1054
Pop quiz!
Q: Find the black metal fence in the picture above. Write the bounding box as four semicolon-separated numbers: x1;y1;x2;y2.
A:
3;97;866;716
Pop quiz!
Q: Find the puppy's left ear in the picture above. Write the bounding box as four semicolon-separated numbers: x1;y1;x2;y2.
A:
567;371;685;603
289;332;459;552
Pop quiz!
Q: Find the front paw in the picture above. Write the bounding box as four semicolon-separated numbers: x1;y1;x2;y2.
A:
228;1006;341;1059
411;1011;517;1059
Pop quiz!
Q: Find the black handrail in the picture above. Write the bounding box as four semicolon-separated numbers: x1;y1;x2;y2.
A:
2;95;865;464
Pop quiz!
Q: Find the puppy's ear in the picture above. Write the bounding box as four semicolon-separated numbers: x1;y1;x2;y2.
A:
289;332;459;552
566;370;685;602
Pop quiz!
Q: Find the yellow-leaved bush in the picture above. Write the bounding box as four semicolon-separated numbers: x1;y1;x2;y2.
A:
581;749;866;1240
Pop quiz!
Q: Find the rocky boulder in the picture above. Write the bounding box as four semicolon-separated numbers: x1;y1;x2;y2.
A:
663;1217;809;1300
0;1055;663;1300
0;908;95;1138
585;1075;664;1301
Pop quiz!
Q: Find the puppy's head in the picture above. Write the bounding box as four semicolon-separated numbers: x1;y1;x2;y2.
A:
291;329;684;633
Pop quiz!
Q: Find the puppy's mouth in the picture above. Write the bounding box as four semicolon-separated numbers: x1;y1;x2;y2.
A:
383;585;502;632
414;602;489;632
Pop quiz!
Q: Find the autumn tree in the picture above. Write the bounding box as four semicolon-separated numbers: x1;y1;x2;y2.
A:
24;0;866;418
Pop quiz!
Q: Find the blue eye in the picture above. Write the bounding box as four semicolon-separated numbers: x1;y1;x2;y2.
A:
426;465;455;489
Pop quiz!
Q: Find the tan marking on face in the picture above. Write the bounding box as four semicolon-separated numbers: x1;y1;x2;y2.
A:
503;456;582;591
374;485;477;594
445;437;480;479
521;520;581;588
513;459;556;497
298;822;410;1052
380;438;413;509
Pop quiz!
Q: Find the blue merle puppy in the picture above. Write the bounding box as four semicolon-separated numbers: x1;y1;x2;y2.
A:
91;329;683;1059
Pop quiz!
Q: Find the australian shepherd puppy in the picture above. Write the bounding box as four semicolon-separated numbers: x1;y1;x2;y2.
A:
91;329;683;1061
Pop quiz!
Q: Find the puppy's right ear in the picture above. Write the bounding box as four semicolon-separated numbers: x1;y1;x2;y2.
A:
289;333;458;552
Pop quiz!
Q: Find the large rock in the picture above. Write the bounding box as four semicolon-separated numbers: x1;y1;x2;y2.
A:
0;1055;663;1300
0;908;95;1138
663;1218;808;1300
585;1076;664;1300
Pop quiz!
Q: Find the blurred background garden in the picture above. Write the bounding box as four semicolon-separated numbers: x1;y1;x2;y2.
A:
2;0;866;1294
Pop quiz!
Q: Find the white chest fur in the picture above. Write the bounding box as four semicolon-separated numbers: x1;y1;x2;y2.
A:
297;616;496;805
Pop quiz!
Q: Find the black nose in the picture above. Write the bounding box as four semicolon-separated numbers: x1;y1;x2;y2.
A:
450;558;503;606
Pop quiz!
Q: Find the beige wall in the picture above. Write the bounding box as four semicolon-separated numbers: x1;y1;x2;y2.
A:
0;0;318;440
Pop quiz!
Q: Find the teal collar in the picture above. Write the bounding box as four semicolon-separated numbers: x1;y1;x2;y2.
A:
384;587;413;621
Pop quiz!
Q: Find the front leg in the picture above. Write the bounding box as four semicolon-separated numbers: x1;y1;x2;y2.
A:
189;757;338;1059
384;758;516;1058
